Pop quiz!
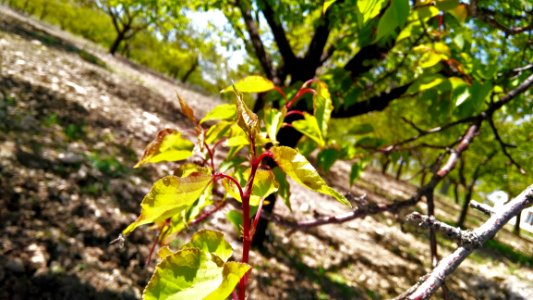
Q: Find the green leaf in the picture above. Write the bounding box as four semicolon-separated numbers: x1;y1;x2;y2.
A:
205;121;233;144
135;129;194;168
181;230;233;261
313;81;333;138
220;75;275;93
436;0;459;11
375;0;410;41
144;249;250;300
264;107;286;144
292;112;325;147
122;173;212;235
272;167;291;211
356;137;386;148
348;123;374;135
270;146;351;207
357;0;386;24
350;163;362;186
455;80;492;118
317;148;342;173
200;104;236;124
226;210;243;235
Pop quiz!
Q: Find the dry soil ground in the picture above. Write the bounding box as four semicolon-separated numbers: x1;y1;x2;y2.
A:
0;6;532;300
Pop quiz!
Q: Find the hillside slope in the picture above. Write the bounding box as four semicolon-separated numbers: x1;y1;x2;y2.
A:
0;6;531;299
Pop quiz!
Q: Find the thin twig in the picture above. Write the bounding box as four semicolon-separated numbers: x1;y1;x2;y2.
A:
401;185;533;300
487;116;525;174
469;201;494;216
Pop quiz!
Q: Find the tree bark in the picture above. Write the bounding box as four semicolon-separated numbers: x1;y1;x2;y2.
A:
181;57;199;83
513;210;521;236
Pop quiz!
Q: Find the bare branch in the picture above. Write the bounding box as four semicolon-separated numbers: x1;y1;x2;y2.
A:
436;124;480;177
469;200;494;216
406;212;482;248
402;185;533;300
487;116;525;174
478;14;533;35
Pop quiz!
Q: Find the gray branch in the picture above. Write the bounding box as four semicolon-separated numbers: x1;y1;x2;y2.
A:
469;200;494;216
405;212;482;249
401;184;533;300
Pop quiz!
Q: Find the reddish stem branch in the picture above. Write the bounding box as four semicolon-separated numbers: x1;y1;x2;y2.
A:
188;201;228;226
285;88;316;109
403;184;533;300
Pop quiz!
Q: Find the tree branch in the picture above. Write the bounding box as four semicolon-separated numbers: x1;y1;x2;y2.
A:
402;185;533;300
332;83;411;118
469;200;494;216
487;115;526;174
260;1;297;69
236;0;275;80
406;212;483;248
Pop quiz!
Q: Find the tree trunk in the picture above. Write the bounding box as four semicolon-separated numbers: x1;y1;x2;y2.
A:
181;58;199;83
453;183;459;204
513;210;522;236
395;158;405;180
109;29;128;55
39;2;48;20
457;185;474;228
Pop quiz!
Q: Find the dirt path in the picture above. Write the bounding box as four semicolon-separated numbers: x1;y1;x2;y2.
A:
1;6;531;300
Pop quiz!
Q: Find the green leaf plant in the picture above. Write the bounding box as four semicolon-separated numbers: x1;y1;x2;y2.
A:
120;76;351;300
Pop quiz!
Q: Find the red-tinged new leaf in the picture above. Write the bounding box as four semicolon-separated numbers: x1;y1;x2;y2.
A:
235;92;259;138
135;129;194;168
177;93;196;124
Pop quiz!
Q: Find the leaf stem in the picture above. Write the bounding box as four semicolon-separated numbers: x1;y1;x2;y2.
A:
285;88;316;109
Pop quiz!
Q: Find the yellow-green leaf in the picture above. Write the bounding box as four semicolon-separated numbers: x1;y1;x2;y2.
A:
313;81;333;138
122;173;212;235
270;146;351;207
292;112;325;147
264;107;286;144
220;75;275;93
135;129;194;168
222;169;278;206
323;0;336;14
205;121;233;145
144;248;250;300
200;104;237;124
181;230;233;261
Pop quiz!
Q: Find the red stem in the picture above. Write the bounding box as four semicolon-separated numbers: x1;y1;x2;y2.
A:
273;86;287;102
285;88;316;109
145;218;170;267
188;201;227;226
213;173;245;201
203;141;216;171
285;110;305;118
237;150;272;300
